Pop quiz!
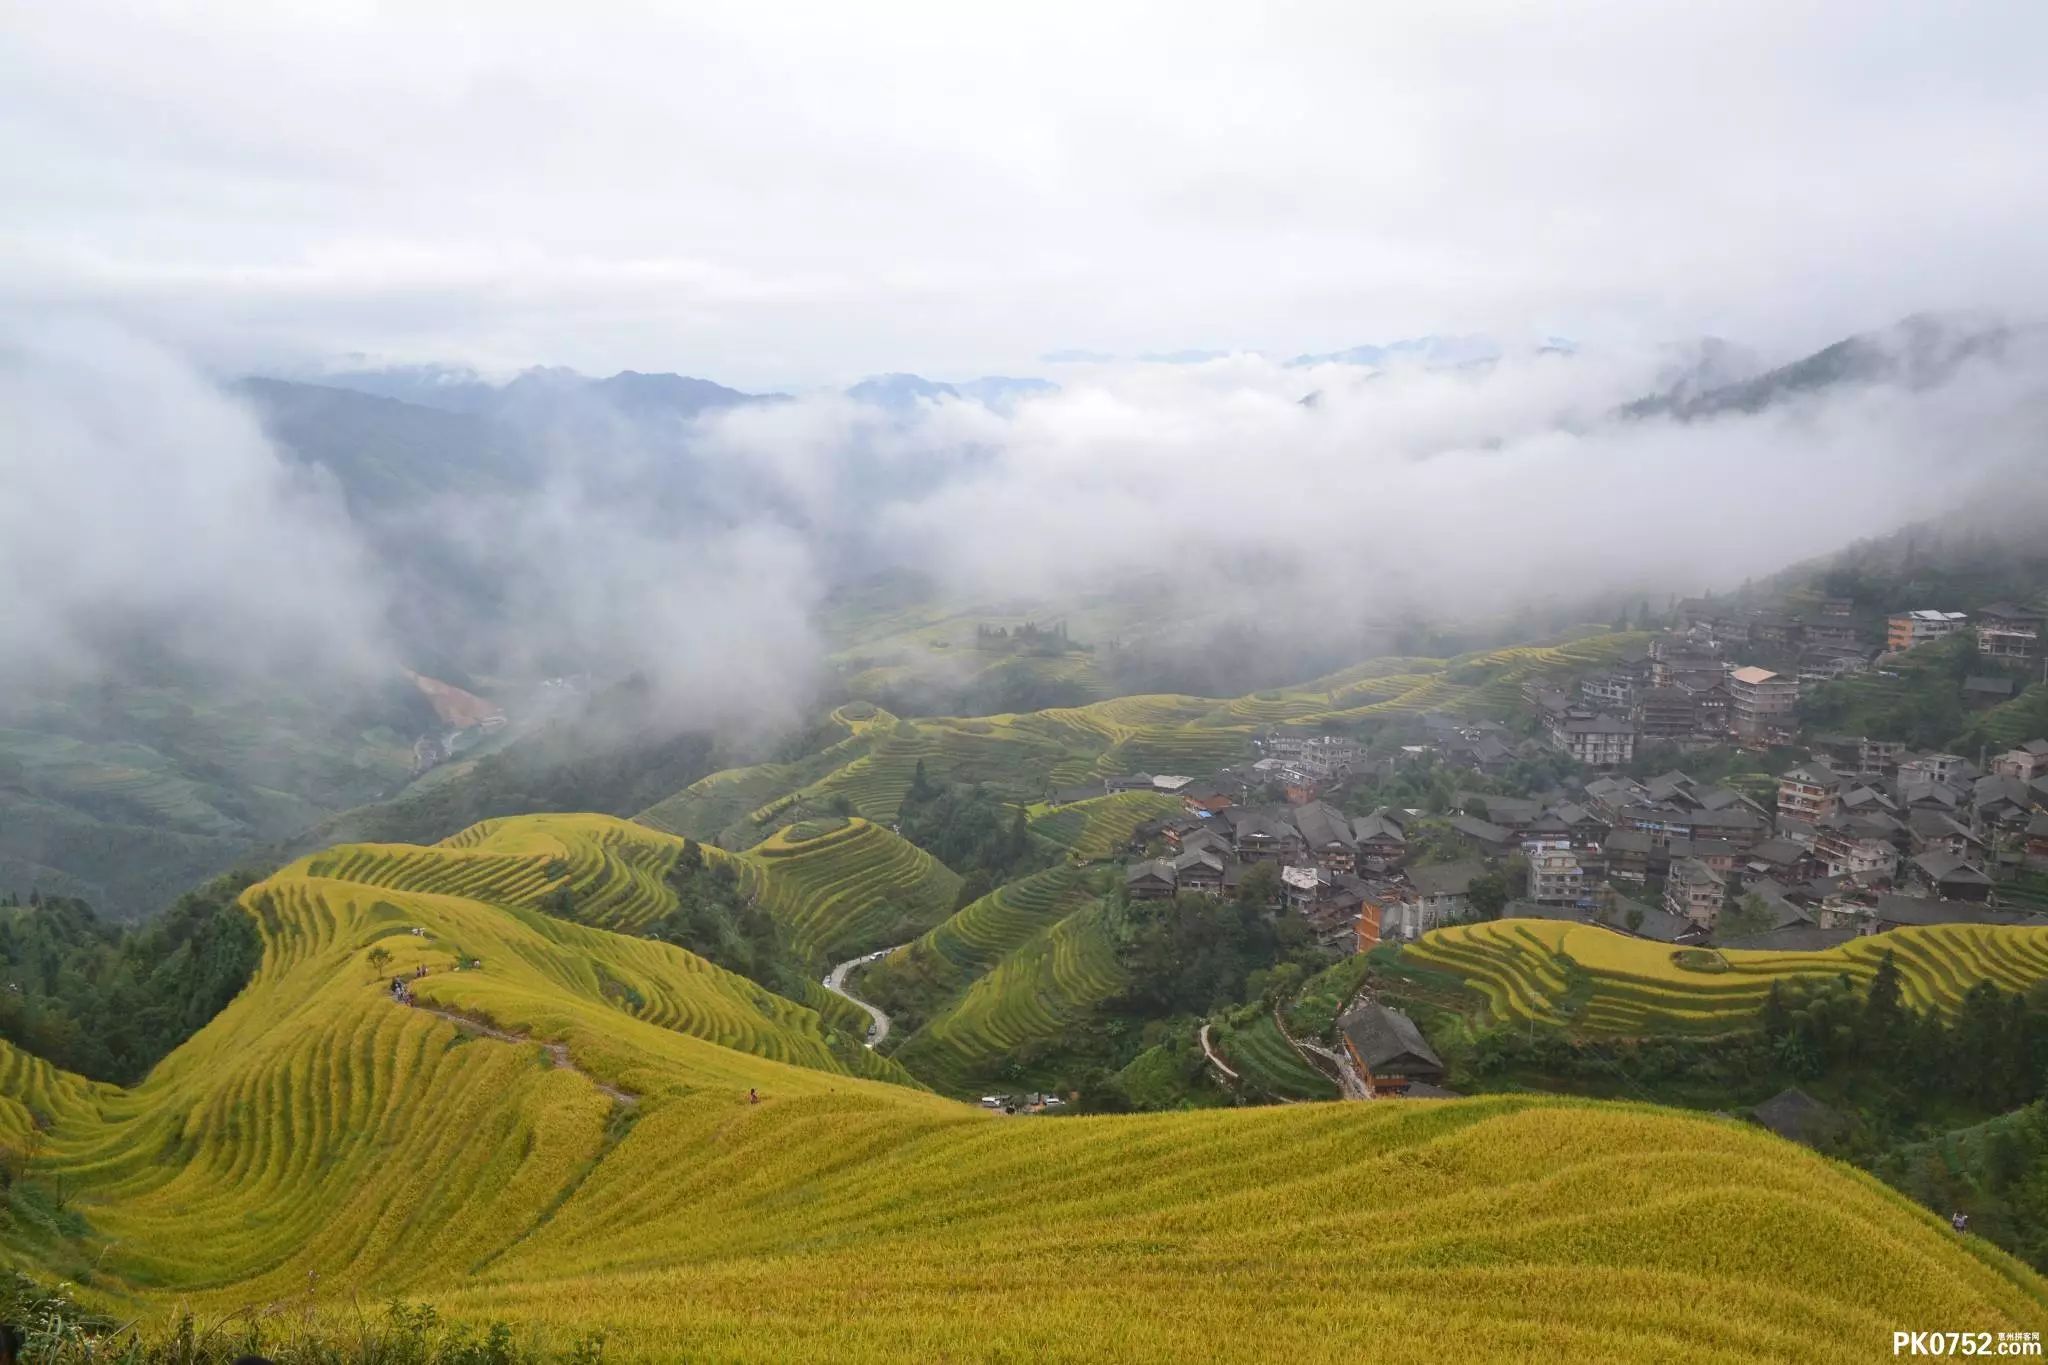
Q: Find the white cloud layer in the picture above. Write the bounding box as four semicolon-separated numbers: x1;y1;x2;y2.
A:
2;1;2046;386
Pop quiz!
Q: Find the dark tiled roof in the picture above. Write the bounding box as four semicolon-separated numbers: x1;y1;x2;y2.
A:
1446;815;1511;847
1875;895;2022;927
1337;1004;1445;1076
1751;1087;1846;1144
1290;800;1356;851
1407;860;1489;897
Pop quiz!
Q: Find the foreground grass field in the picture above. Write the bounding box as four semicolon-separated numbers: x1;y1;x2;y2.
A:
1405;918;2048;1036
1;817;2044;1360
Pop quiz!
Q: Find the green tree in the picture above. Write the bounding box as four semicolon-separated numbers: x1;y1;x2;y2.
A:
367;944;393;978
1466;871;1508;920
1718;893;1776;940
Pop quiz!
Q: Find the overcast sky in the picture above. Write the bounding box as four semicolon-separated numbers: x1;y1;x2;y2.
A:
4;1;2045;389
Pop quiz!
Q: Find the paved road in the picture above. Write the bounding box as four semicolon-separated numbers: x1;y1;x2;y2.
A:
1272;1005;1370;1100
1198;1023;1240;1081
823;945;904;1048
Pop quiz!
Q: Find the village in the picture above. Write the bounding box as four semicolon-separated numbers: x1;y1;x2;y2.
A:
1086;603;2048;1094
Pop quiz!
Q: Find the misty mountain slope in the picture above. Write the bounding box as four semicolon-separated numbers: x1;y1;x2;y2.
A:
0;676;428;915
237;377;541;510
316;363;784;422
1623;312;2027;419
640;631;1650;855
14;845;2036;1360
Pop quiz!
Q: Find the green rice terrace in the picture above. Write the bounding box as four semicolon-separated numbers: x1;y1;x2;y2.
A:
1403;918;2048;1037
639;630;1652;851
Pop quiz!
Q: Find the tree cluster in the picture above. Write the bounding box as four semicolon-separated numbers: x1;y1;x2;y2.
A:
896;762;1040;896
1108;864;1321;1019
652;840;799;996
0;875;262;1084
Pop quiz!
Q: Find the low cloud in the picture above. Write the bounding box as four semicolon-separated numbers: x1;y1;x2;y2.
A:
4;321;2042;736
0;323;391;687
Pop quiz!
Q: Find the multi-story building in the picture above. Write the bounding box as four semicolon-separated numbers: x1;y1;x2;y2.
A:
1526;840;1590;906
1814;734;1906;777
1990;740;2048;783
1649;644;1728;689
1976;604;2045;662
1634;687;1697;739
1729;666;1798;742
1579;672;1635;710
1548;712;1635;768
1802;619;1864;652
1898;752;1973;792
1776;762;1842;828
1664;858;1725;927
1886;609;1968;651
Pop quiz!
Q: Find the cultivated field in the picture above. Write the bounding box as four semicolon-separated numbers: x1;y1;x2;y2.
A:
890;901;1129;1093
1404;917;2048;1036
0;824;2042;1360
633;630;1654;852
1027;790;1183;860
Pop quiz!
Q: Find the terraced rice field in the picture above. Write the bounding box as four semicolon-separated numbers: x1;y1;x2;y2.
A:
891;901;1129;1094
334;811;960;977
2;815;2043;1360
742;817;962;962
1405;917;2048;1036
1028;791;1183;860
637;631;1651;873
1211;1012;1338;1101
860;864;1100;1016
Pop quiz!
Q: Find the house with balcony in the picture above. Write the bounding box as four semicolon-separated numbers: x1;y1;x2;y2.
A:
1729;666;1798;744
1664;858;1726;927
1886;609;1968;652
1776;762;1842;828
1580;671;1635;710
1351;810;1408;871
1811;812;1902;880
1527;840;1593;906
1976;604;2044;661
1991;740;2048;783
1814;734;1907;778
1548;711;1635;768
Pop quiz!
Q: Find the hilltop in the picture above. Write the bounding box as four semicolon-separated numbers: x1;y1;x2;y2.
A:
1;812;2040;1360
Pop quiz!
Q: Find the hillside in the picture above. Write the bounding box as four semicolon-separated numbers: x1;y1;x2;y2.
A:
640;632;1652;852
0;673;428;915
1402;918;2048;1037
2;831;2041;1360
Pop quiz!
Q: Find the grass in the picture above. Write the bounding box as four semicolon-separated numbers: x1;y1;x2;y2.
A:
0;819;2042;1360
1404;917;2048;1036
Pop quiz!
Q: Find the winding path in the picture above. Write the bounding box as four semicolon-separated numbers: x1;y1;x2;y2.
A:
823;944;904;1048
403;999;638;1105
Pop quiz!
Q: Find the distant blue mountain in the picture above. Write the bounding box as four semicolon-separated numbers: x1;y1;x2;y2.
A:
847;373;1058;411
846;373;959;407
316;364;780;421
1137;349;1235;365
1287;335;1507;369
